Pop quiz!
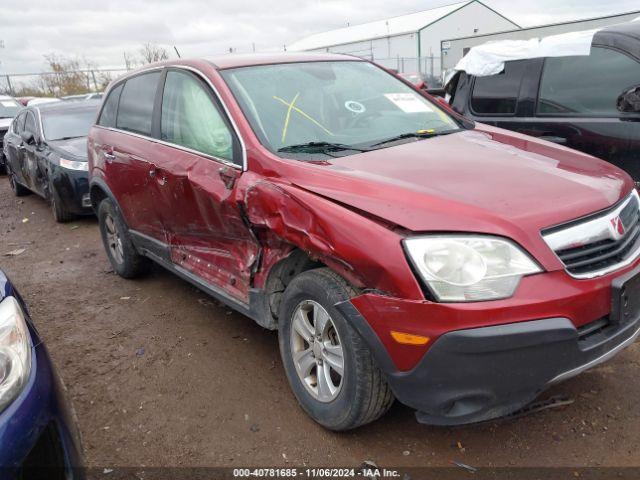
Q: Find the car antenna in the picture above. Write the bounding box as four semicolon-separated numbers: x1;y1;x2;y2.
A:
174;46;181;58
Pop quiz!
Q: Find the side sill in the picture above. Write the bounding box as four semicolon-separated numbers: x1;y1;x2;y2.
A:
129;229;274;330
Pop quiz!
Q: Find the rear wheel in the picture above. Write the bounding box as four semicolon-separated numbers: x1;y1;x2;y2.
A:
278;268;394;431
8;171;29;197
97;198;150;278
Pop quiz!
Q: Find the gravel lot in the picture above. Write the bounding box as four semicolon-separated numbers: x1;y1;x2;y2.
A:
1;175;640;469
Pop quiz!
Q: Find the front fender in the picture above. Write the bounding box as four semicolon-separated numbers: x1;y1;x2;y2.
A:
244;179;424;300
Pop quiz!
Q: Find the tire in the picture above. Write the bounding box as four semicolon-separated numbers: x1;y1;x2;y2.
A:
278;268;394;431
50;185;75;223
8;171;29;197
97;197;150;278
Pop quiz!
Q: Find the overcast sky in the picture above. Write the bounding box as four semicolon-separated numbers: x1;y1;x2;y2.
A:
1;0;638;74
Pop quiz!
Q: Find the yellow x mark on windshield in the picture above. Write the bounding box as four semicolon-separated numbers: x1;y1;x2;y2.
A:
273;94;334;141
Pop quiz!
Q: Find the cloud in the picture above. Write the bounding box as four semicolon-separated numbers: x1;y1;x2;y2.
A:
0;0;638;75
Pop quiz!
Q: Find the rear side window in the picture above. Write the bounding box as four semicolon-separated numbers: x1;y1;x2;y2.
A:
13;113;26;134
160;70;234;162
98;83;123;128
24;112;37;135
116;71;161;136
470;60;527;115
538;47;640;116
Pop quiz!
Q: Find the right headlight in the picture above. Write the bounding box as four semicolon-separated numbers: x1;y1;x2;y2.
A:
404;235;542;302
59;158;88;171
0;296;32;413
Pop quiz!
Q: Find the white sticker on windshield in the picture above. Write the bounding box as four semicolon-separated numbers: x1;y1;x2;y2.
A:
1;101;15;108
344;100;366;114
384;93;432;113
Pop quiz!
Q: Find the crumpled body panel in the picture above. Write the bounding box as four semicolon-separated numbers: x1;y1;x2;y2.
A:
243;178;423;300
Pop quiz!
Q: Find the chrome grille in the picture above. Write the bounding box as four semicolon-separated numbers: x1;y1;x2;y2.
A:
543;191;640;278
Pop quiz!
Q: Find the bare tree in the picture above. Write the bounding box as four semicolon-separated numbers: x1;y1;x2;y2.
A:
139;43;169;64
123;51;136;70
36;54;90;96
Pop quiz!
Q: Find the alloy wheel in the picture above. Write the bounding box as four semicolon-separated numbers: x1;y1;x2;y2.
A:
104;213;124;265
290;300;344;402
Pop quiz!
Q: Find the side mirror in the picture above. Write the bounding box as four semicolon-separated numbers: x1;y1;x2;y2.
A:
617;86;640;113
20;131;35;145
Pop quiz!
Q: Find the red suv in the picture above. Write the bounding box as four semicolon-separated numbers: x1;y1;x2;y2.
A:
88;53;640;430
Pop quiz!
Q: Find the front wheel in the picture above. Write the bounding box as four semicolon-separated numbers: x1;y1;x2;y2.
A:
50;184;74;223
278;268;394;431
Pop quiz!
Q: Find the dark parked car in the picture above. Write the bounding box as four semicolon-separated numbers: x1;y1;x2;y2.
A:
446;21;640;179
89;54;639;430
0;269;83;478
3;101;98;222
0;95;23;174
62;93;103;102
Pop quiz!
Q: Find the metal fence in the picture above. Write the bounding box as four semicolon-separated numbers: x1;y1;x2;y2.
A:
0;55;445;95
372;56;443;84
0;68;130;96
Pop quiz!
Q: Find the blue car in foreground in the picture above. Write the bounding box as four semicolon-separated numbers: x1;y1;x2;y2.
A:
0;270;83;479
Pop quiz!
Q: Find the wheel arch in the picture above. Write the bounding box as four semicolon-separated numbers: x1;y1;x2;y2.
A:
89;177;118;213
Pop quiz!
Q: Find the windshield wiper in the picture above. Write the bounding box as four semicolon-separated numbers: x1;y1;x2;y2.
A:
369;129;460;148
278;141;370;155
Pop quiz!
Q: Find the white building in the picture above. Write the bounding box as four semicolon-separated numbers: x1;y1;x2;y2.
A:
288;1;519;78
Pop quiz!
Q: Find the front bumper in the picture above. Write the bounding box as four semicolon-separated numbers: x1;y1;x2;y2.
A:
50;165;92;216
338;262;640;425
0;338;84;478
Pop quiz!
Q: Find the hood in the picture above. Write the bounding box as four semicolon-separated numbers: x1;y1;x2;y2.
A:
49;137;88;161
285;126;632;238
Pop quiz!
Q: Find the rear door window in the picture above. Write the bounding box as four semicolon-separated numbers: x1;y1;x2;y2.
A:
470;60;527;115
98;83;124;128
538;47;640;116
116;71;161;136
160;70;235;162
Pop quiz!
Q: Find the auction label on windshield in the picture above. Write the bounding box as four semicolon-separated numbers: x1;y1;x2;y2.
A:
384;93;432;113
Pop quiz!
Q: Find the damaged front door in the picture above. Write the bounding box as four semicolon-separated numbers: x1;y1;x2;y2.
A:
151;68;259;302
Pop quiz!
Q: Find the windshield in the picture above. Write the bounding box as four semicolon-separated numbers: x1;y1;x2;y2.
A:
41;109;96;141
221;61;460;157
0;98;22;119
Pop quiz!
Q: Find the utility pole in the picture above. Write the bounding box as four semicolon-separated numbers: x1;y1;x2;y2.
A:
0;39;9;95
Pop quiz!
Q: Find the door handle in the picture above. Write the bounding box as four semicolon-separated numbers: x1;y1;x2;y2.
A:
17;144;25;151
539;135;567;145
149;165;167;185
101;146;116;163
